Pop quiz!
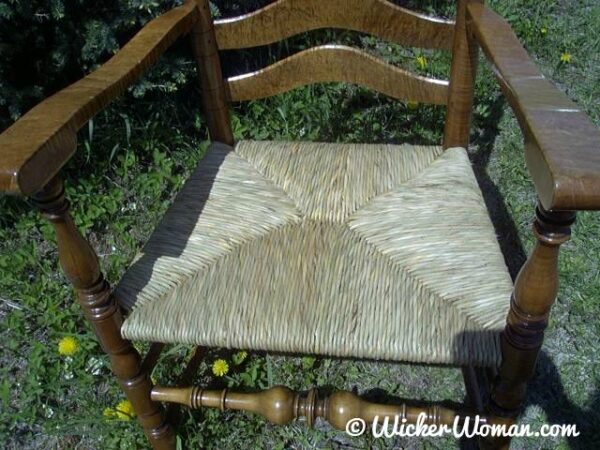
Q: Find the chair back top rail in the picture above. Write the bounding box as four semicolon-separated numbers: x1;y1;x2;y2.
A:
214;0;454;51
226;45;449;104
467;3;600;210
0;1;198;196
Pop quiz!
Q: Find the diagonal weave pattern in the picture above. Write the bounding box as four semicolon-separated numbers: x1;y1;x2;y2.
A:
116;141;513;367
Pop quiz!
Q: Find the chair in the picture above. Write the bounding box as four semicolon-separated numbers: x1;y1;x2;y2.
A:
1;0;599;448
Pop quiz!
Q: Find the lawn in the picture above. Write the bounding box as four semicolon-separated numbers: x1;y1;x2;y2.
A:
0;0;599;449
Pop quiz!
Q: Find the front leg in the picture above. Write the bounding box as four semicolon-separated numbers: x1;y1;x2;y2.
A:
32;176;176;450
482;204;575;449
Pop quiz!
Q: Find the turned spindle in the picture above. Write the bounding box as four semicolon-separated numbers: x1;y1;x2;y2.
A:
32;177;175;450
151;385;482;430
482;205;575;450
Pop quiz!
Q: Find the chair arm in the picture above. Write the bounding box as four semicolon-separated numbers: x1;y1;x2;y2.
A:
0;1;198;196
467;3;600;211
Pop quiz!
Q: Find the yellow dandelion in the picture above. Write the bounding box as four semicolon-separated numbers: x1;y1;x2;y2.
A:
540;26;548;35
233;350;248;365
415;55;428;70
407;100;419;110
560;51;572;63
115;399;136;420
58;336;79;356
212;358;229;377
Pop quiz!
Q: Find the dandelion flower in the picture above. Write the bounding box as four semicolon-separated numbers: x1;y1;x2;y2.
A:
560;51;572;63
415;55;428;70
233;350;248;365
407;100;419;110
58;336;79;356
212;358;229;377
115;399;136;420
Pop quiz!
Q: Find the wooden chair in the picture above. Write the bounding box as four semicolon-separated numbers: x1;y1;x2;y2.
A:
1;0;599;448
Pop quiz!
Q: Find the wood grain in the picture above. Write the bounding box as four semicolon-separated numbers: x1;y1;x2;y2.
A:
0;1;199;196
190;0;234;145
214;0;454;50
482;206;575;449
443;0;481;149
151;385;485;429
226;45;449;104
467;3;600;210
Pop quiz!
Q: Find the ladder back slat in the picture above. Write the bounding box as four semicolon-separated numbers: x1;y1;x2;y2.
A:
214;0;454;50
226;45;449;104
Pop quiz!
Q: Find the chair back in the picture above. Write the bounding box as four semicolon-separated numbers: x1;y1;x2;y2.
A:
192;0;477;148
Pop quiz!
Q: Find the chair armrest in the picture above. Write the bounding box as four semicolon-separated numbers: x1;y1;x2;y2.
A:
467;2;600;211
0;1;198;196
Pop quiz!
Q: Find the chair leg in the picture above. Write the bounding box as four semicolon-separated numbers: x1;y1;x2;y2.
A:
32;177;176;450
462;365;484;412
481;204;575;450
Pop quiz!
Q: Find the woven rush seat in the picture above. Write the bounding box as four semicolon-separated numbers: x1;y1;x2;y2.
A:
116;141;513;367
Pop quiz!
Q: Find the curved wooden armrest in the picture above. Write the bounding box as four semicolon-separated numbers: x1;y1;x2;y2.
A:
0;1;198;196
467;3;600;211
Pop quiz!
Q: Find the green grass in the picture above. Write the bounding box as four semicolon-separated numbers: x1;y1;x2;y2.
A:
1;0;599;448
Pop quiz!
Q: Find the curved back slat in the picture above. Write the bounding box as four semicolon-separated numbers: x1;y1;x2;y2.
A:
214;0;454;50
226;45;449;104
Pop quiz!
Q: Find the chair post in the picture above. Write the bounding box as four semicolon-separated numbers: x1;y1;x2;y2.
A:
190;0;234;145
31;177;176;450
443;0;482;149
481;205;576;449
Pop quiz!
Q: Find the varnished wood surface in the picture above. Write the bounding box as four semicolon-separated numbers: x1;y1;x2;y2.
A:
214;0;454;50
227;45;449;104
190;0;234;145
443;0;481;149
32;178;175;449
141;343;166;375
467;3;600;210
482;206;575;449
151;385;486;429
0;1;199;196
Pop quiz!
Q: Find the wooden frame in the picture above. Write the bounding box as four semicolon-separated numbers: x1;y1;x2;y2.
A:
226;45;449;103
0;1;199;196
213;0;455;50
467;2;600;211
1;0;599;449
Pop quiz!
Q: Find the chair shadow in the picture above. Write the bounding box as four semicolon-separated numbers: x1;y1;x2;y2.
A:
452;332;600;449
115;144;230;309
528;351;600;448
468;94;527;279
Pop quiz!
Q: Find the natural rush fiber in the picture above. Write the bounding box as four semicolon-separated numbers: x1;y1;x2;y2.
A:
116;141;512;367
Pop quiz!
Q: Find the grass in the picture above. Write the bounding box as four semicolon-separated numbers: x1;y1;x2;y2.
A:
1;0;599;448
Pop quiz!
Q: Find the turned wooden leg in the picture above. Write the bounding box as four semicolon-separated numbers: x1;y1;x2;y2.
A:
481;205;575;449
32;177;175;450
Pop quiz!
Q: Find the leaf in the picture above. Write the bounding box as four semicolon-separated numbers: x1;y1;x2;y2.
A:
266;355;273;387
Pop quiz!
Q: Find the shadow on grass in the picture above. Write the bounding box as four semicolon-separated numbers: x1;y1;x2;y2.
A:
529;351;600;449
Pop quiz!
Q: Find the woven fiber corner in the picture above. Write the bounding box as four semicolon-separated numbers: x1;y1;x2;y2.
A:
116;141;513;367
